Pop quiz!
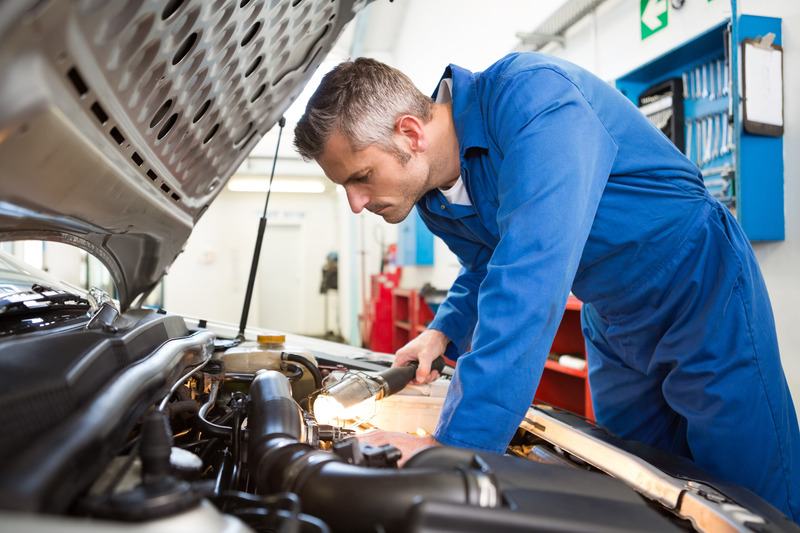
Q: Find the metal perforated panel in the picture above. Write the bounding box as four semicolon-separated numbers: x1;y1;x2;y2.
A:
64;0;359;212
0;0;365;308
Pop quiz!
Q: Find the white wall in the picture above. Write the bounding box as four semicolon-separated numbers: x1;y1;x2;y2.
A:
162;185;340;337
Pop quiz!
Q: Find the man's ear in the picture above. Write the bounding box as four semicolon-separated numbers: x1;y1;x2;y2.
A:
396;115;427;153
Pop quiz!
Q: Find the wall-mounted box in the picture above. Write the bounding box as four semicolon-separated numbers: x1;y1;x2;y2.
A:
616;15;784;241
397;209;434;265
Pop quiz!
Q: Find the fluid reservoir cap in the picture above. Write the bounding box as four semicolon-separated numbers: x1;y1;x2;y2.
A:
257;334;286;344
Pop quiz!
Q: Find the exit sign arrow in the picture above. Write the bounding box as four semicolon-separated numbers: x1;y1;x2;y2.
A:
641;0;668;39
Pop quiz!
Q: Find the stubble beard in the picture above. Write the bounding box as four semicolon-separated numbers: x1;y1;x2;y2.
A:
387;156;433;224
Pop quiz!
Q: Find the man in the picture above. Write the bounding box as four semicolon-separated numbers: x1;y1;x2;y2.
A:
293;54;799;521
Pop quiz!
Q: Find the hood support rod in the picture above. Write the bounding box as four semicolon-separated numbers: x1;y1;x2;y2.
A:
236;117;286;342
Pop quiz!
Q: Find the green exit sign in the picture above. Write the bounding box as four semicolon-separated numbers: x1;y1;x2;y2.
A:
641;0;668;39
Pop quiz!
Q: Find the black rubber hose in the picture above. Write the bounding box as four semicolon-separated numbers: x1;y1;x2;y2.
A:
282;352;324;390
213;449;233;497
290;461;476;533
198;381;233;438
248;370;305;446
247;371;491;533
230;408;243;491
165;400;199;416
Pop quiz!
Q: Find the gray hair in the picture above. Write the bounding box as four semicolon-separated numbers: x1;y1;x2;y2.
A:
293;57;433;162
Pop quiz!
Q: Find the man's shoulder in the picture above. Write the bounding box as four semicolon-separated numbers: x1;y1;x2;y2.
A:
448;53;568;93
482;52;568;78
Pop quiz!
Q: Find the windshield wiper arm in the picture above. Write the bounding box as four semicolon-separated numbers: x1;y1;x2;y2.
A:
0;284;90;315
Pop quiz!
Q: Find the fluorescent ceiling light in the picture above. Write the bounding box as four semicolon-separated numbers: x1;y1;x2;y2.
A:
227;178;326;194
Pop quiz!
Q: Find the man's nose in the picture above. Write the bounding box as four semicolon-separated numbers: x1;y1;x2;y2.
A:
345;186;369;213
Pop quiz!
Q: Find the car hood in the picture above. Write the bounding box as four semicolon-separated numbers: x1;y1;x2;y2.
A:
0;0;365;310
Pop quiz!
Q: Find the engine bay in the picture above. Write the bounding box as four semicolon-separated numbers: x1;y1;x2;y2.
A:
4;305;794;532
0;308;696;532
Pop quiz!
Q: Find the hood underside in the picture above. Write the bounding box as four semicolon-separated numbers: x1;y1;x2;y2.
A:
0;0;364;309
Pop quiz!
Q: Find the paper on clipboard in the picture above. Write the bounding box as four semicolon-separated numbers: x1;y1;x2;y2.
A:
742;36;784;136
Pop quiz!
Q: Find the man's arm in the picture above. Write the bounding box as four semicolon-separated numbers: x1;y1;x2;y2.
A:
394;211;497;379
433;64;618;453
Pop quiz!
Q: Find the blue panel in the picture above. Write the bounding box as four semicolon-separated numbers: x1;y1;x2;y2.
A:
416;218;434;265
740;133;784;240
616;21;729;105
737;15;784;241
615;15;784;241
397;209;434;266
397;213;417;266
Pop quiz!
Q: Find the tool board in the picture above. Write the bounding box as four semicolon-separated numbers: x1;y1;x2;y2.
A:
616;15;784;241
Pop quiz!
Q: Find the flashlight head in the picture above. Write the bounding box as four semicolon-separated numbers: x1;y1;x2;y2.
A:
311;358;446;427
312;372;382;426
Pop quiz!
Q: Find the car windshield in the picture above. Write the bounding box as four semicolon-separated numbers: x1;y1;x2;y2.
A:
0;249;91;335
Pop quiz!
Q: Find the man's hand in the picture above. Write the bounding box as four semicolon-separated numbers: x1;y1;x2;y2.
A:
356;429;440;467
395;329;450;384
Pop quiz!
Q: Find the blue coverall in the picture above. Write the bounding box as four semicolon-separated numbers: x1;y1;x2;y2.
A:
419;52;799;520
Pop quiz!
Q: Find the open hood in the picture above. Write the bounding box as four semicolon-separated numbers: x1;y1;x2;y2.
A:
0;0;365;309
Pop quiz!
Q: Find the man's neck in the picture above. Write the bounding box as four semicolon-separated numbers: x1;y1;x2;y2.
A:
430;102;461;190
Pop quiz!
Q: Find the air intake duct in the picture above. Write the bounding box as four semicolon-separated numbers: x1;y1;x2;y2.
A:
246;371;498;533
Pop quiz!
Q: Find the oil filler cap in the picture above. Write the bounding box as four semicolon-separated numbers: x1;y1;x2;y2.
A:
257;334;286;344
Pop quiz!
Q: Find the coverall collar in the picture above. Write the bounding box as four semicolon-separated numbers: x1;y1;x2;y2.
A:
433;64;489;156
422;190;477;219
425;65;488;220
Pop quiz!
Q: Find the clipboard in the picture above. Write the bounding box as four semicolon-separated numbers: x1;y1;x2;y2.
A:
741;33;783;137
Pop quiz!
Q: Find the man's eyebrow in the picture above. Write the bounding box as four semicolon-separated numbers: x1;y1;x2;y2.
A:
343;168;368;183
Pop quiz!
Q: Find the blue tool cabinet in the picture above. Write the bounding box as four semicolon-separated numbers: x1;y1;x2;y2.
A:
616;15;784;241
397;208;434;266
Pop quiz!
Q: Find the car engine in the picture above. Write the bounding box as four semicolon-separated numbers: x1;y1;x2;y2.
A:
0;296;699;532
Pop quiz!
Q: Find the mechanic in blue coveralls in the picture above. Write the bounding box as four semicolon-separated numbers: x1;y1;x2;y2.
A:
293;54;800;521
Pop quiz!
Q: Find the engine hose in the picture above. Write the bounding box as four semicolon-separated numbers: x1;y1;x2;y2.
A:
282;352;323;389
213;449;233;497
229;393;247;491
282;362;304;382
247;371;499;533
165;400;199;416
198;381;233;438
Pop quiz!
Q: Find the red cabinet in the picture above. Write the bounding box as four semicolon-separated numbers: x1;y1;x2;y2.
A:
391;289;434;351
361;271;401;353
535;296;593;420
371;286;593;421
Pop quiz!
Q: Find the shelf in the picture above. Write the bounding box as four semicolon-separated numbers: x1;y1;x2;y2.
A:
361;271;401;353
544;359;586;379
391;289;434;352
386;288;593;420
534;297;593;420
565;295;582;312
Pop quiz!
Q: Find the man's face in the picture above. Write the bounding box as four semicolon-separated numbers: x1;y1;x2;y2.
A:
317;131;432;224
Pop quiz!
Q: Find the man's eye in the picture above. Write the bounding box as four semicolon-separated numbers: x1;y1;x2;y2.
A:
356;174;369;183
